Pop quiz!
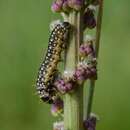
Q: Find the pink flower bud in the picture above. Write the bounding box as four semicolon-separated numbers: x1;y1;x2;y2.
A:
66;82;75;91
62;0;71;12
51;98;63;116
68;0;84;11
51;0;64;12
83;116;97;130
79;43;94;57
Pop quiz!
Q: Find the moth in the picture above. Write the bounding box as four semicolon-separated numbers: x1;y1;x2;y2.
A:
36;22;70;104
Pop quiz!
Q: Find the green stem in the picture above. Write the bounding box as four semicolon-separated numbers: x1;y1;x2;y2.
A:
95;0;104;58
64;10;84;130
86;0;104;119
86;80;95;118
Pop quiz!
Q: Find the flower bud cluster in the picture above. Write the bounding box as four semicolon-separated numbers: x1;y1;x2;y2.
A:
79;42;94;57
51;0;84;12
74;61;97;84
54;78;76;94
54;42;97;94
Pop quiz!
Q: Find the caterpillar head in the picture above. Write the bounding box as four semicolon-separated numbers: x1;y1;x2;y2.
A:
59;22;71;40
50;22;70;43
60;22;71;30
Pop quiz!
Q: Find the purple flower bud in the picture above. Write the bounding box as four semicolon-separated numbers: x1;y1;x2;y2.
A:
65;82;73;91
83;116;97;130
77;75;86;81
62;0;71;12
74;61;97;83
54;78;75;94
90;67;97;79
51;98;63;116
84;44;93;54
68;0;84;11
83;9;96;29
54;79;66;94
85;67;92;78
79;45;86;56
74;67;87;83
51;0;64;12
79;43;94;57
59;79;65;85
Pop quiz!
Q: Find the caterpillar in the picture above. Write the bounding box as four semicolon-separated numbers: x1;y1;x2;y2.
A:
36;22;70;104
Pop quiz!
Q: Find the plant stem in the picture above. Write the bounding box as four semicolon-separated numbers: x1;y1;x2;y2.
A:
86;0;104;119
86;80;95;118
64;10;84;130
95;0;104;58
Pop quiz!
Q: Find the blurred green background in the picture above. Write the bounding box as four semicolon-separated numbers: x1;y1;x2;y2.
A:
0;0;130;130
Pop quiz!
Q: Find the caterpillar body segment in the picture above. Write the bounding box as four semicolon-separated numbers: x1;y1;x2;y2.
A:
36;22;70;104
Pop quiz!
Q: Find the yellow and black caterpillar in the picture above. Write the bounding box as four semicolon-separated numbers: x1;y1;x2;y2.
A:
36;22;70;104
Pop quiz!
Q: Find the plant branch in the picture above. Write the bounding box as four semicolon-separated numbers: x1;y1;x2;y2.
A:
86;0;104;119
95;0;104;58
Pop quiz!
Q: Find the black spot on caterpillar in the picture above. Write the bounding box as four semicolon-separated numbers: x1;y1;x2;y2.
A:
36;22;70;104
